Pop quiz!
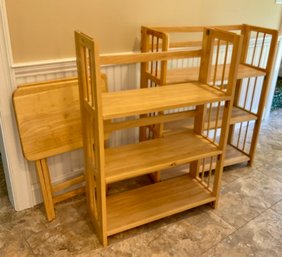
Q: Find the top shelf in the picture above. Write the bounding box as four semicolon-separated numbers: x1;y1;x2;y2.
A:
165;64;266;84
102;82;230;120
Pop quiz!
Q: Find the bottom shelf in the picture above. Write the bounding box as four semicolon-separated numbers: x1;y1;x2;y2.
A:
201;144;250;171
106;175;215;236
224;144;250;167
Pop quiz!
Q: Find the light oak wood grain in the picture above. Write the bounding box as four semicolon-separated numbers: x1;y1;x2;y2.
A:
102;82;230;120
105;132;222;183
107;175;216;236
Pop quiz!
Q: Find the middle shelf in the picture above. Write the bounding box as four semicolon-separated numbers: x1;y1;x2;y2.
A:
102;82;230;120
105;131;222;184
164;105;258;135
165;63;266;84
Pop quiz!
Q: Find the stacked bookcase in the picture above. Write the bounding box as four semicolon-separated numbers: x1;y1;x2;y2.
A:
75;28;242;246
140;25;278;173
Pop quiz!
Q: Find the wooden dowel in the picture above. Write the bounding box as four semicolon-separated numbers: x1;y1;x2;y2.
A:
251;32;259;66
201;158;205;180
229;142;251;156
242;121;250;152
208;156;213;188
221;42;229;90
206;103;213;138
150;36;154;88
213;39;221;87
249;77;258;113
213;102;221;143
155;37;159;78
257;33;266;68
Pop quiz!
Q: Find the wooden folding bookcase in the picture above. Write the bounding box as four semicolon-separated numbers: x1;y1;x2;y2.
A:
74;27;242;246
140;24;278;171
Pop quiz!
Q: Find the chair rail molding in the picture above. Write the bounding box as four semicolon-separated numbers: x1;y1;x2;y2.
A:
0;0;34;210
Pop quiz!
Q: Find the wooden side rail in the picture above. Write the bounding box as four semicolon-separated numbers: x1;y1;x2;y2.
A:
13;76;108;221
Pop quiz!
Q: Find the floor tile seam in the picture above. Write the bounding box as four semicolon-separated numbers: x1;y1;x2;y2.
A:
204;196;274;237
255;167;282;185
198;205;274;257
21;233;37;257
193;207;237;256
223;166;282;191
269;199;282;216
198;230;233;257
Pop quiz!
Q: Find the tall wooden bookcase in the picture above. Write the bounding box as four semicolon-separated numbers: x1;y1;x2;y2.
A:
75;28;242;246
140;24;278;171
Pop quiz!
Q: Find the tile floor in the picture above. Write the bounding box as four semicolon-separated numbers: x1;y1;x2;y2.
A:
0;109;281;257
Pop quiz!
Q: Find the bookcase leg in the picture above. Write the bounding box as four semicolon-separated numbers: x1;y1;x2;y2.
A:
148;172;161;182
211;155;225;209
248;119;260;167
189;160;200;178
35;159;55;221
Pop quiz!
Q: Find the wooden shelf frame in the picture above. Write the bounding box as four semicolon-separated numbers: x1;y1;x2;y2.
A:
74;28;242;246
140;24;278;168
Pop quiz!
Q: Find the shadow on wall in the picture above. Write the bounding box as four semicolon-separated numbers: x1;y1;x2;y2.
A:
0;153;8;197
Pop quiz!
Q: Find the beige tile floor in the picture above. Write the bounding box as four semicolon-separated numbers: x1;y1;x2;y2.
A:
0;109;281;257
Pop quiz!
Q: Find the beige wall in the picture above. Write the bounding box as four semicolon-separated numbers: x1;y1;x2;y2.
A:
5;0;282;63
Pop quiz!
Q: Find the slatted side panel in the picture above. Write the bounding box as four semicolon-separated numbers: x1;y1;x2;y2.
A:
193;28;242;193
231;33;273;156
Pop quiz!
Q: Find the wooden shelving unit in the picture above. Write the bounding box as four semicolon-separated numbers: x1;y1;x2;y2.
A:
140;24;278;169
75;28;241;246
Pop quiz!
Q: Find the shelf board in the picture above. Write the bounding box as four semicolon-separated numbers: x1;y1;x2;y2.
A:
165;63;266;84
105;132;222;184
224;144;250;166
164;106;257;136
229;106;257;124
106;175;215;236
102;82;230;120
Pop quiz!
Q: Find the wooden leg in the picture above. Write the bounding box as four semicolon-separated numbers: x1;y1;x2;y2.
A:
211;155;224;209
189;160;200;178
148;172;161;182
248;119;261;167
35;159;55;221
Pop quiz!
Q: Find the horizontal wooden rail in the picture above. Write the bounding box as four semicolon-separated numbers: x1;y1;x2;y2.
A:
52;175;85;193
169;41;203;48
151;25;243;33
100;50;202;65
104;110;196;134
53;187;85;204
